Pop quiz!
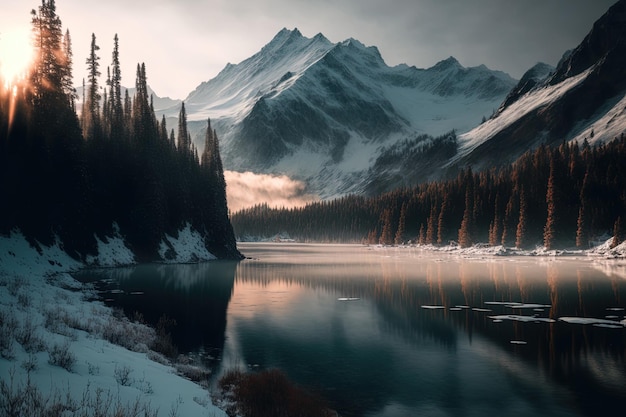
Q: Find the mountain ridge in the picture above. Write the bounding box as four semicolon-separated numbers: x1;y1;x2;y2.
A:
456;0;626;171
163;28;516;198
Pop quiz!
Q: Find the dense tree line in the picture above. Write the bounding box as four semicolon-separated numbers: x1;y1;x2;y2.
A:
232;137;626;250
0;0;240;261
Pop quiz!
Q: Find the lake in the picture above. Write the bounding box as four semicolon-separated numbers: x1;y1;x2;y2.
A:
74;243;626;417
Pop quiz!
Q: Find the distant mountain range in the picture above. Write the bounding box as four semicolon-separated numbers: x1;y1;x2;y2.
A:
159;28;516;198
153;0;626;200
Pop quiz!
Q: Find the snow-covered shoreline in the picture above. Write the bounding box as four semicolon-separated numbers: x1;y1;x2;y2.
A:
239;233;626;260
0;229;227;417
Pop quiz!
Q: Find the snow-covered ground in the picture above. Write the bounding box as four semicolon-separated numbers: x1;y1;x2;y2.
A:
410;237;626;259
0;229;226;417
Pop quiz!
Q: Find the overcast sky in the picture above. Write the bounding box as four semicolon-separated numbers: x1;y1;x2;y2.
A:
0;0;618;100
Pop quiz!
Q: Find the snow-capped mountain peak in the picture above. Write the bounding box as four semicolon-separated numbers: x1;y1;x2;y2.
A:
163;28;516;198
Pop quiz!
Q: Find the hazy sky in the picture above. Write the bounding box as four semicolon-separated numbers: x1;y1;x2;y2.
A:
0;0;618;99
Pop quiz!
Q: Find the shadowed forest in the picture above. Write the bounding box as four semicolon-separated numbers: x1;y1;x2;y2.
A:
0;1;240;260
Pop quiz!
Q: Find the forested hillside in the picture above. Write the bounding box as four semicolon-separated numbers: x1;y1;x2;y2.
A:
0;0;241;261
232;137;626;250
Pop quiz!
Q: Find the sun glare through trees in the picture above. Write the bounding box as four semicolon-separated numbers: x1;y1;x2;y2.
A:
0;26;33;89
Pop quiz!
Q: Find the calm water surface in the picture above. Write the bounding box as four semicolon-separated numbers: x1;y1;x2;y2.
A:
75;243;626;417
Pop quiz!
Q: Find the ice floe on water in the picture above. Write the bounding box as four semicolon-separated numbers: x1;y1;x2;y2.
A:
489;315;556;323
510;340;528;345
484;301;551;309
559;317;626;328
338;297;360;301
421;305;446;309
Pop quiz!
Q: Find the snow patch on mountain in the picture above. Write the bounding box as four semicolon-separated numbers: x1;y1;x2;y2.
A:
569;92;626;145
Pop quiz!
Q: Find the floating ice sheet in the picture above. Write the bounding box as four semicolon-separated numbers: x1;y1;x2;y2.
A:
559;317;626;327
338;297;360;301
421;305;446;309
506;303;552;309
489;315;556;323
593;323;624;329
484;301;551;309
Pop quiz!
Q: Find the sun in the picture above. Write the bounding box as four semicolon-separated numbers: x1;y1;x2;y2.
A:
0;26;33;87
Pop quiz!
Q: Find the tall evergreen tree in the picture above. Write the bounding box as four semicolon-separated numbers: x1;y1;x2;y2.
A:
394;203;407;245
576;171;591;248
611;216;623;249
488;193;502;246
132;63;155;143
458;189;474;248
109;34;124;140
177;102;189;152
379;209;394;245
425;203;438;244
437;196;448;245
29;0;79;137
515;187;529;249
61;29;75;110
84;33;101;140
544;152;564;250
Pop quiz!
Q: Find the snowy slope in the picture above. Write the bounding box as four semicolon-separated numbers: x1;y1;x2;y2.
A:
452;0;626;170
455;67;593;163
0;230;226;417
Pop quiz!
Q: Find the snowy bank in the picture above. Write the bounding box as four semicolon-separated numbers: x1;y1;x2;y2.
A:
375;237;626;260
0;230;227;417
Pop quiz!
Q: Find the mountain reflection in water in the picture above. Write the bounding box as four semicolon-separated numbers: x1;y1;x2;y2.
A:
75;243;626;417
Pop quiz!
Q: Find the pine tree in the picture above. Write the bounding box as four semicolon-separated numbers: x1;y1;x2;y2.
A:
575;172;591;248
84;33;101;140
425;203;437;244
30;0;65;102
109;34;124;140
61;29;76;110
379;209;394;245
394;203;407;245
437;196;448;245
501;190;518;247
458;189;474;248
489;193;502;246
544;152;565;250
515;187;529;249
418;223;426;244
611;216;623;249
177;102;189;152
132;63;155;143
29;0;79;137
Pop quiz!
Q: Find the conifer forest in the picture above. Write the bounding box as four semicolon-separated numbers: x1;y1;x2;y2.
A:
0;0;240;261
231;138;626;250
